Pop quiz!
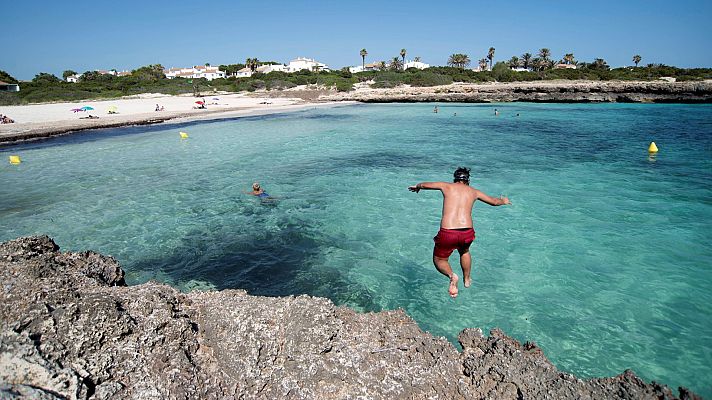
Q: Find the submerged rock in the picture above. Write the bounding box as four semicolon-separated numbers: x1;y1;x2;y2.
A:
0;236;701;399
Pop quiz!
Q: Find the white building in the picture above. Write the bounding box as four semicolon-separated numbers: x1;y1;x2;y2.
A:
0;81;20;92
66;74;81;83
285;57;329;72
554;64;577;70
256;64;287;74
349;62;383;73
164;66;226;80
233;67;253;78
403;60;430;70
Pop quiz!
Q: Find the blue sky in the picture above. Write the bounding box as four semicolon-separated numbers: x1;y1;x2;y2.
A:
3;0;711;80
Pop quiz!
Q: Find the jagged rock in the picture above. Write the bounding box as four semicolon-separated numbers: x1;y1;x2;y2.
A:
0;236;701;399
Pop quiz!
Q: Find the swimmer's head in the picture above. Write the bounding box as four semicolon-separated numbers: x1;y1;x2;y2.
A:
252;182;260;190
453;167;470;184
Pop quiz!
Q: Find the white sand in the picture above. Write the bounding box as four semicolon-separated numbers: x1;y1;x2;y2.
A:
0;93;300;124
0;93;352;143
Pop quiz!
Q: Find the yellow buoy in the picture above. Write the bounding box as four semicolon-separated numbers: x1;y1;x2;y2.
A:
179;131;189;139
648;141;658;153
9;155;21;164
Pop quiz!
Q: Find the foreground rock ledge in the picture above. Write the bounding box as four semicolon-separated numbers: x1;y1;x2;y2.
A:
0;237;700;399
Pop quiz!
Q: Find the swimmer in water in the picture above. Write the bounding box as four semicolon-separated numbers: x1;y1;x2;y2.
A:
249;182;270;198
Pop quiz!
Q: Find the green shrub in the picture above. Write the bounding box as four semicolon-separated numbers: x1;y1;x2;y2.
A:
407;72;453;87
0;92;22;105
267;80;297;90
371;71;407;88
335;80;354;92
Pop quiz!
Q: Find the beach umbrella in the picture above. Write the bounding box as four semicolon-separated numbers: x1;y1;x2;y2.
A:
107;105;118;113
195;101;204;105
212;97;220;100
70;108;84;113
81;106;94;111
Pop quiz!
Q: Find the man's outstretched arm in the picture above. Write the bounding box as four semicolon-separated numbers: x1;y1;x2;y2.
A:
408;182;447;193
476;190;511;206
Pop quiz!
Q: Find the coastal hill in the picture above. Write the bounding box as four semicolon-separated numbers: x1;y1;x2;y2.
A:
0;236;702;399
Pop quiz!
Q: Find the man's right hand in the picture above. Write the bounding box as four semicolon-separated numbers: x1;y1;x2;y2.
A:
408;185;420;193
500;196;511;205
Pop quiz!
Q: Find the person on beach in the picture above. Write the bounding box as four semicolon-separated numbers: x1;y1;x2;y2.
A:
408;167;511;298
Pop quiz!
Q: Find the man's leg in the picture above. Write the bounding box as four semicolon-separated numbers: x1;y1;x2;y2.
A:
433;255;459;298
459;247;472;288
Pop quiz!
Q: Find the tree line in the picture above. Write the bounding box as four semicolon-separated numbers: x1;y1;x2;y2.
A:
0;53;710;106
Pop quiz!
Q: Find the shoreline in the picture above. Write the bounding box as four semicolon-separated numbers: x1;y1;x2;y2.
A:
0;92;354;146
2;80;711;146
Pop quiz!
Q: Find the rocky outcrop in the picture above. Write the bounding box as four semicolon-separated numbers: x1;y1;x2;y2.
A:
322;80;712;103
0;236;701;399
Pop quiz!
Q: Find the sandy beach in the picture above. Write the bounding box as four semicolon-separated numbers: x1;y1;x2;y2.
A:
0;92;350;145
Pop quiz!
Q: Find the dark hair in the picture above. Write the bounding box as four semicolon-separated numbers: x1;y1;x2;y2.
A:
453;167;470;183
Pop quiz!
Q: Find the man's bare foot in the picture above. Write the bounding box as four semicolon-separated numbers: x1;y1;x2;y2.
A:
464;276;472;288
449;274;459;298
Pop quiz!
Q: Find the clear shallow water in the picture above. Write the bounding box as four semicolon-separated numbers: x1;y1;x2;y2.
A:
1;103;711;395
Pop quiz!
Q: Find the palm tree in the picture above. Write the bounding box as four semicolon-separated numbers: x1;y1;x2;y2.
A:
563;53;575;65
508;56;520;69
378;61;387;71
531;57;543;71
592;58;610;70
390;57;403;71
487;47;495;70
447;53;470;69
414;56;421;62
360;49;368;69
478;58;488;71
538;48;551;61
400;49;407;69
521;53;532;70
245;58;259;72
633;54;642;67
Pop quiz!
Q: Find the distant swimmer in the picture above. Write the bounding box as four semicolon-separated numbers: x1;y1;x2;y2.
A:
433;106;439;113
249;182;271;199
409;167;511;298
494;108;500;116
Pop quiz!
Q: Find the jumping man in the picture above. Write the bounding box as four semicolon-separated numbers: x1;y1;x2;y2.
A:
408;167;511;298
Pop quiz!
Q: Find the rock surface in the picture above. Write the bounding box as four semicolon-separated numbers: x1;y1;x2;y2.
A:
322;80;712;103
0;236;702;399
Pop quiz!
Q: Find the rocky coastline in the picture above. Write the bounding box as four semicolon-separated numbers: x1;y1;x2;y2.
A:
322;80;712;103
0;236;702;399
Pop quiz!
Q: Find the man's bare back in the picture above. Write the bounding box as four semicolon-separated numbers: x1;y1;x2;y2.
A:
409;167;511;298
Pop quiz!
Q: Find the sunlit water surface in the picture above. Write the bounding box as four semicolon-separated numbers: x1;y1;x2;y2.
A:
1;103;711;395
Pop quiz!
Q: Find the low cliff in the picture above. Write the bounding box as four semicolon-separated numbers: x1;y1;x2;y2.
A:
322;80;712;103
0;236;701;399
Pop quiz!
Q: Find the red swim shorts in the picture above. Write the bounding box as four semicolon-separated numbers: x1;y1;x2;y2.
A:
433;228;475;258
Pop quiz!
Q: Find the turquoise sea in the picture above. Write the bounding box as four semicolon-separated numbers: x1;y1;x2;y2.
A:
1;103;711;395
